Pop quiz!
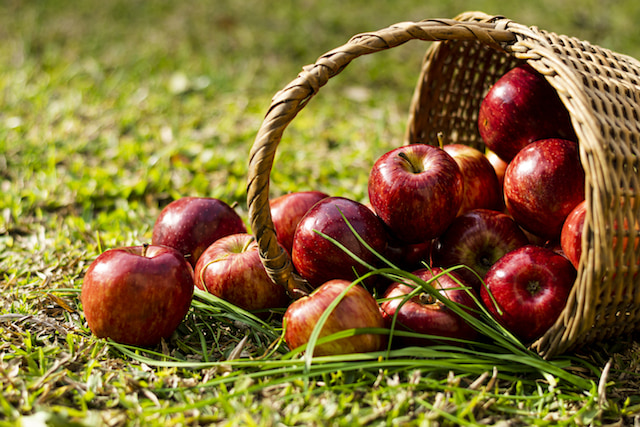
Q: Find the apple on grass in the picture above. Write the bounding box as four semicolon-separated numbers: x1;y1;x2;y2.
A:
81;244;195;347
443;143;503;214
291;196;388;289
270;190;329;254
503;138;585;240
481;244;576;343
283;279;387;356
478;63;577;163
379;267;479;347
194;233;290;313
368;143;463;244
431;208;529;292
152;197;247;267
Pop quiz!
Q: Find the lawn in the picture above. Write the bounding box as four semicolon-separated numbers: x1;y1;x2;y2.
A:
2;0;640;425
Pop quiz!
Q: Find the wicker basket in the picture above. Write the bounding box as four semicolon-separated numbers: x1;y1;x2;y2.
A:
247;11;640;358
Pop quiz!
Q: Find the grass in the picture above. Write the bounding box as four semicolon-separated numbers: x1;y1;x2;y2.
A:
2;0;640;425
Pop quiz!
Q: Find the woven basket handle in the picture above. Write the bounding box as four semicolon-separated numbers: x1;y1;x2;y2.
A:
247;17;516;298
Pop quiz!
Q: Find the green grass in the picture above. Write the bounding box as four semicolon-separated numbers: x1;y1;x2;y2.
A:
3;0;640;425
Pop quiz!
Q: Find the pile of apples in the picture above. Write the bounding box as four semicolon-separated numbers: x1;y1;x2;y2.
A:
81;63;593;354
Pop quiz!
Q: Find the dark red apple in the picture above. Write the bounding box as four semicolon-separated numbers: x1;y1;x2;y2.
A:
443;144;503;214
368;144;463;244
152;197;246;267
432;209;529;292
503;138;585;240
384;236;432;272
283;279;387;356
194;233;289;312
478;63;576;162
81;244;195;347
481;245;576;343
291;196;388;288
379;267;479;347
270;190;329;254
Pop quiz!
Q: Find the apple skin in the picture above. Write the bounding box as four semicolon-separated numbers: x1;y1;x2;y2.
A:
481;244;577;343
503;138;585;240
283;279;387;356
478;63;577;162
291;196;388;288
560;200;587;268
270;190;329;254
379;267;479;347
561;199;640;270
81;245;195;347
432;209;530;292
443;144;503;214
152;197;247;267
384;236;432;272
368;144;464;244
194;233;289;312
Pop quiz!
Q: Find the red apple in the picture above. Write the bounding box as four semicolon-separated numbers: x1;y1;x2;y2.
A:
432;209;529;292
561;199;640;270
481;245;576;343
384;236;432;272
81;244;195;347
270;190;329;254
152;197;246;267
194;233;289;312
379;267;479;347
291;196;388;288
283;279;387;356
443;144;503;214
368;144;464;244
503;138;585;240
478;63;576;162
560;200;587;268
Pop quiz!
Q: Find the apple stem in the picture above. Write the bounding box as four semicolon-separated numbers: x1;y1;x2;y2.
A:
437;132;445;149
142;242;149;257
397;151;421;174
243;235;256;252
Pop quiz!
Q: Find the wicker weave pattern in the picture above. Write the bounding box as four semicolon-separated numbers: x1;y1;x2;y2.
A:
247;11;640;357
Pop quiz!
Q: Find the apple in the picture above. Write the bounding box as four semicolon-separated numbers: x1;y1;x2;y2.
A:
560;200;587;268
384;235;432;272
152;197;247;267
283;279;387;356
291;196;388;288
481;244;576;343
368;144;464;244
503;138;585;240
561;199;640;269
81;244;195;347
270;190;329;254
379;267;479;347
443;143;503;214
478;63;576;162
194;233;289;312
431;209;529;292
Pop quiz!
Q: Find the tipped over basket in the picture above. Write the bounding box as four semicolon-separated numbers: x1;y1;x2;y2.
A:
247;11;640;358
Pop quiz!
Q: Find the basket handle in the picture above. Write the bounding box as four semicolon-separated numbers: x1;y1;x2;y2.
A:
247;17;517;298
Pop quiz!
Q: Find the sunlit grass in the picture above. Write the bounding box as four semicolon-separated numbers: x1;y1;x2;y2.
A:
3;0;640;425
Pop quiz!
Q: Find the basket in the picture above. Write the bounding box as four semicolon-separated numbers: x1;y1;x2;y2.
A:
247;11;640;358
